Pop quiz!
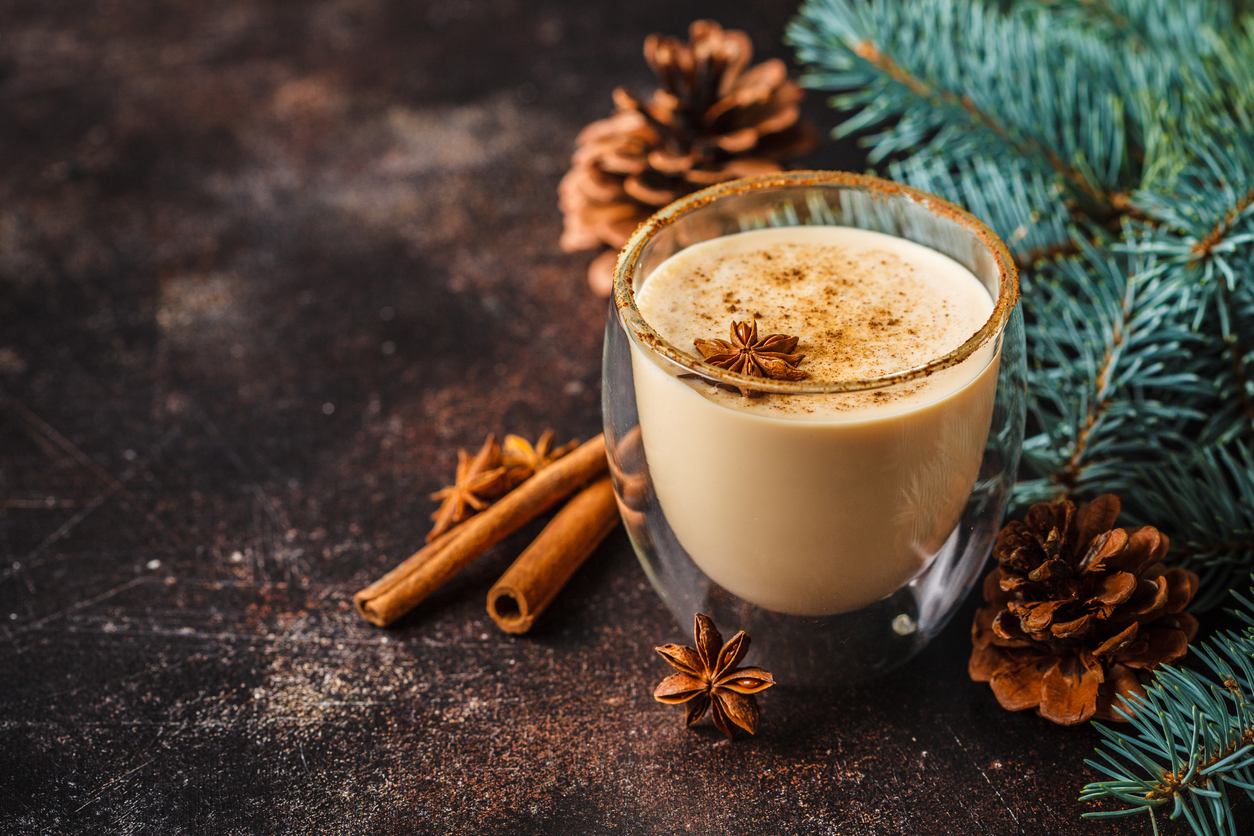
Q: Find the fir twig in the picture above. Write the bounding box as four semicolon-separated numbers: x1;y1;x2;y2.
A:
847;36;1126;214
1013;238;1206;506
1193;188;1254;261
1081;581;1254;835
787;0;1143;213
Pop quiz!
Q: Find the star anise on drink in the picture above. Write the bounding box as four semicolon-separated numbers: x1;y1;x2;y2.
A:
653;613;775;738
502;429;579;488
427;434;510;542
693;319;806;396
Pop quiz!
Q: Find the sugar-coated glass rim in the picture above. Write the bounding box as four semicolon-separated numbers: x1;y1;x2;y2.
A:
612;170;1020;394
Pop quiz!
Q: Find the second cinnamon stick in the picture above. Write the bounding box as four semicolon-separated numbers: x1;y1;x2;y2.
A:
487;476;619;634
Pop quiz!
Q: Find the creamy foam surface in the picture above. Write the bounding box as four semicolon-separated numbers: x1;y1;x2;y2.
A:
634;226;994;418
628;225;1002;615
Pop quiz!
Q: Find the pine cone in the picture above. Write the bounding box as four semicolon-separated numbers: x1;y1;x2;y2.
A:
559;20;819;296
969;495;1199;726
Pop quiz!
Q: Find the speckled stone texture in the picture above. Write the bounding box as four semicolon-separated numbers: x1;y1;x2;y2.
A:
0;2;1187;834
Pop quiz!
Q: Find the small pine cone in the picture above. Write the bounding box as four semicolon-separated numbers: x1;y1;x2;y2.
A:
559;20;819;296
969;495;1199;726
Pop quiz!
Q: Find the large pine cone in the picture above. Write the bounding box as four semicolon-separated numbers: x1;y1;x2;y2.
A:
969;495;1199;725
559;20;818;296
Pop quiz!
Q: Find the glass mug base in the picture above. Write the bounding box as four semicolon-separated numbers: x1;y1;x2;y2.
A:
603;172;1025;687
618;446;1014;687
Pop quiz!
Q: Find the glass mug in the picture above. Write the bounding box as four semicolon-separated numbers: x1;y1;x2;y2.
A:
601;171;1025;686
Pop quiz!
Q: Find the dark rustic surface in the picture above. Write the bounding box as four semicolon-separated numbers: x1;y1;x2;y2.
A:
0;2;1178;834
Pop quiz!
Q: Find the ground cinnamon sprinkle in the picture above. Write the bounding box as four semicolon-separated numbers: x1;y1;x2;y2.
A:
633;227;994;418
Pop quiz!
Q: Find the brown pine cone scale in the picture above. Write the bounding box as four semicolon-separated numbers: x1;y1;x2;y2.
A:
559;20;818;296
969;495;1199;725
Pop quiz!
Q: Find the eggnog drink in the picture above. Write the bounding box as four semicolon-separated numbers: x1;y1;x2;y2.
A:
632;225;999;616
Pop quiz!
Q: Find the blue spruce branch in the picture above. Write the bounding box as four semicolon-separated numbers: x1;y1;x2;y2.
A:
787;0;1143;212
1081;581;1254;835
888;154;1076;268
1014;237;1208;506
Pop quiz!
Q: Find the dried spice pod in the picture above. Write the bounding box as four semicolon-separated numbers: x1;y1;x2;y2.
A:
427;435;509;542
502;429;578;488
559;20;818;296
693;318;806;396
427;430;578;543
969;495;1200;725
653;613;775;738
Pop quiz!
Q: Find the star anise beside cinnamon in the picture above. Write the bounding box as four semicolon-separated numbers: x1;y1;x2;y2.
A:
653;613;775;738
502;429;579;488
693;319;806;396
427;435;509;542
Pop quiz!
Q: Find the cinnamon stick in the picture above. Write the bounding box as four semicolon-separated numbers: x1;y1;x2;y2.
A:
354;434;608;627
353;527;460;611
487;476;619;634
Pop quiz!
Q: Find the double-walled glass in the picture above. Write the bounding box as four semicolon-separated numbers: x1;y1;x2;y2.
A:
602;171;1025;686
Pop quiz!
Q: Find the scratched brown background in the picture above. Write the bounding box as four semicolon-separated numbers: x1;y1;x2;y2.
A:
0;1;1192;834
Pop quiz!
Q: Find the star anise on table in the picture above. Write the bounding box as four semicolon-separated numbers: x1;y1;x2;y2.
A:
653;613;775;738
427;434;510;542
692;319;806;396
502;429;578;487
